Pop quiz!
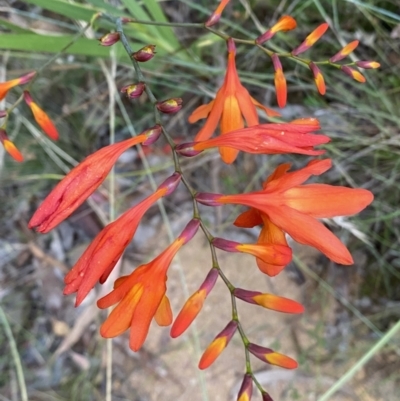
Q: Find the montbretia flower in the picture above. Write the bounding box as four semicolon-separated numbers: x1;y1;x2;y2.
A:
171;268;219;338
177;118;330;158
292;22;329;56
188;38;280;164
0;129;24;162
132;45;156;62
198;320;238;369
196;159;374;265
341;66;366;83
205;0;231;27
329;40;359;62
237;374;253;401
0;71;35;100
28;126;162;233
23;91;59;140
256;15;297;44
63;173;182;307
309;62;326;95
271;54;287;108
97;219;200;351
248;343;297;369
98;32;120;46
212;238;292;271
233;288;304;314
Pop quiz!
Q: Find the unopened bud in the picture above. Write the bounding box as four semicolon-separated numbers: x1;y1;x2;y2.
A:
120;82;145;99
237;374;253;401
256;15;297;44
99;32;120;46
158;172;181;195
205;0;231;27
309;62;326;95
132;45;156;62
175;142;203;157
329;40;359;62
142;124;162;145
0;129;24;162
292;22;328;56
355;60;380;69
341;66;366;83
179;219;201;243
156;98;183;114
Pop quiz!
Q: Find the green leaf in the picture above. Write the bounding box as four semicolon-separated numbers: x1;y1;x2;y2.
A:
0;17;35;34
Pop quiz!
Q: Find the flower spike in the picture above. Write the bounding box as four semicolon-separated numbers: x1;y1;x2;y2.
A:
237;374;253;401
198;320;238;369
98;219;197;351
234;288;304;314
271;54;287;108
341;66;366;83
188;38;280;164
256;15;297;44
171;268;219;338
248;343;298;369
292;22;329;56
0;71;35;100
205;0;231;27
23;91;59;140
309;62;326;95
0;129;24;162
329;40;359;62
28;129;162;233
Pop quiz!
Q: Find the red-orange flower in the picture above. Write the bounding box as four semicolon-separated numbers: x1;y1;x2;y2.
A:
271;54;287;108
188;38;280;164
198;320;237;369
0;71;35;100
0;129;24;162
23;91;59;140
97;219;200;351
171;268;219;338
177;118;330;158
63;173;182;307
196;159;373;265
28;126;162;233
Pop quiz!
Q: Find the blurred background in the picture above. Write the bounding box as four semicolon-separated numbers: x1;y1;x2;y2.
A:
0;0;399;400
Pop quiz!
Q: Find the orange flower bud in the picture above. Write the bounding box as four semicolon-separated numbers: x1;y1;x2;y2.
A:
271;54;287;108
99;32;120;46
0;129;24;162
237;374;253;401
156;98;183;114
292;22;329;56
356;60;380;69
23;91;59;140
248;343;298;369
198;321;237;369
205;0;231;27
132;45;156;62
341;66;366;83
120;82;146;99
262;392;274;401
309;62;326;95
329;40;359;62
256;15;297;44
0;71;35;100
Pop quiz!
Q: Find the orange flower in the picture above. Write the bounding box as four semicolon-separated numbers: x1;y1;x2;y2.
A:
97;219;200;351
63;173;182;307
205;0;231;27
198;321;237;369
248;343;297;369
256;15;297;44
28;126;162;233
177;118;330;158
188;38;280;164
196;159;373;265
0;71;35;100
292;22;329;56
171;268;219;338
0;129;24;162
23;91;59;140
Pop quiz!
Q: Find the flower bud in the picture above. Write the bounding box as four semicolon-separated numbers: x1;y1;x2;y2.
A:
309;62;326;95
248;343;298;369
99;32;120;46
256;15;297;44
156;98;183;114
329;40;359;62
0;129;24;162
179;219;200;243
292;22;329;56
355;60;380;69
142;124;162;145
262;392;274;401
132;45;156;62
175;142;203;157
341;66;366;83
237;374;253;401
157;172;181;195
120;82;145;99
271;54;287;108
205;0;231;27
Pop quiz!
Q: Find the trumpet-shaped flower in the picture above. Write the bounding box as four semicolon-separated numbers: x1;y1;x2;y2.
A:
97;219;200;351
0;71;35;100
23;91;59;140
177;118;330;158
196;159;373;265
63;173;182;307
28;126;162;233
171;268;219;338
0;129;24;162
198;320;238;369
188;38;280;164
